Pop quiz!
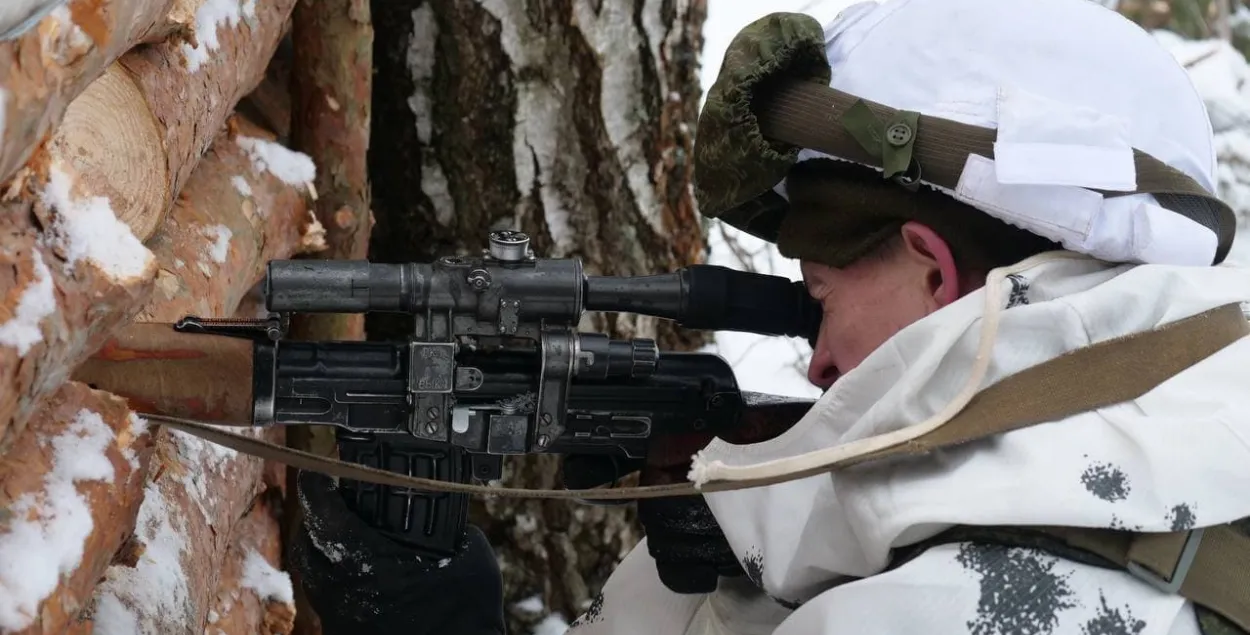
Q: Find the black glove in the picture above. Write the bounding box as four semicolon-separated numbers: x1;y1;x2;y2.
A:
638;495;745;594
289;470;506;635
561;454;745;595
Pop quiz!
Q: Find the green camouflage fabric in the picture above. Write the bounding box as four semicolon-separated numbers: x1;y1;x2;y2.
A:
692;12;830;244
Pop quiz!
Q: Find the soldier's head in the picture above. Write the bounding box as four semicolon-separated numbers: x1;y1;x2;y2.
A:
693;0;1233;389
781;159;1058;387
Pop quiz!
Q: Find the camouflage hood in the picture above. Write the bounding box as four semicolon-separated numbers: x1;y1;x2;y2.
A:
692;1;1237;266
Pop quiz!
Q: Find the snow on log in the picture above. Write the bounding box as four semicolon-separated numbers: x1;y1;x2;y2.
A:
203;495;295;635
0;0;192;185
62;322;281;632
137;114;324;323
84;423;282;633
0;0;304;451
0;381;153;634
0;164;157;454
33;0;302;244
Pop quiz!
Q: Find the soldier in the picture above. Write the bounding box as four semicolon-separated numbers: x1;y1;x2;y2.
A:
290;0;1250;633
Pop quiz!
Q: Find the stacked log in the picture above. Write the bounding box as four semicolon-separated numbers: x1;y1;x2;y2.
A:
0;0;356;632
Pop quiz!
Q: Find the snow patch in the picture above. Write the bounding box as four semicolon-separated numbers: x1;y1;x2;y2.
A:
515;594;544;613
1155;30;1250;266
203;224;233;263
532;613;570;635
241;549;294;605
236;136;317;189
0;249;57;356
170;429;238;524
40;163;155;281
182;0;247;72
121;413;149;471
92;483;193;633
0;409;118;630
231;175;252;197
91;594;139;635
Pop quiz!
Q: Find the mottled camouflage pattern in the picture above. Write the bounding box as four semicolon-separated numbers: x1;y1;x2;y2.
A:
692;12;830;244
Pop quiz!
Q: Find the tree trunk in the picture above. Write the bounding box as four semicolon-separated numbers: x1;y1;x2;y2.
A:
367;0;707;630
0;0;190;184
285;3;374;631
289;0;374;332
0;382;153;634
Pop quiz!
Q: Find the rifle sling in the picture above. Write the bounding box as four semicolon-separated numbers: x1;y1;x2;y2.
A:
145;302;1250;627
753;79;1237;264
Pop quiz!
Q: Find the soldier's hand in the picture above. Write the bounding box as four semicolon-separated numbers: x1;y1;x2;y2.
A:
289;470;506;635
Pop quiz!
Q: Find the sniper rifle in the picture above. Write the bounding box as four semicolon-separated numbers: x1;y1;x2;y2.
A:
171;230;821;557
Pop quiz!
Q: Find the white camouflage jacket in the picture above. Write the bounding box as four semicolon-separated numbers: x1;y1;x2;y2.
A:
566;253;1250;635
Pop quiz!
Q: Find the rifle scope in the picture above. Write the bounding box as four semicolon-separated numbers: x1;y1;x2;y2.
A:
264;254;820;340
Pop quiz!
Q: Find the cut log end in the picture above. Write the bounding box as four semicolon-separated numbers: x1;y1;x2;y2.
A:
131;114;322;322
45;62;170;243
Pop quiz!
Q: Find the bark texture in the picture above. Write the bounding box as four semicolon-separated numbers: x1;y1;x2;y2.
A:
285;3;374;627
0;382;153;634
288;0;373;343
0;181;157;454
135;114;323;323
39;0;299;243
0;0;190;184
368;1;708;630
239;37;294;144
84;419;283;634
0;0;301;453
203;493;295;635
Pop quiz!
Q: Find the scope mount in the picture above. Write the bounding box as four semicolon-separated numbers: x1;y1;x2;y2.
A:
406;230;649;455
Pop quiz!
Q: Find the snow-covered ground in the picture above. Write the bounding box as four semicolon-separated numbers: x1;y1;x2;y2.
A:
697;1;1250;401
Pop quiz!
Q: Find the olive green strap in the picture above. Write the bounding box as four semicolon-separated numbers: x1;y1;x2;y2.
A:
753;79;1237;264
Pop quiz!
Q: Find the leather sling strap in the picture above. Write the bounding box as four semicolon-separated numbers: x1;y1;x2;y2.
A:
751;79;1238;264
146;302;1250;627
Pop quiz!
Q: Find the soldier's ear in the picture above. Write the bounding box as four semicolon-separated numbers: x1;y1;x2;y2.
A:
898;221;960;307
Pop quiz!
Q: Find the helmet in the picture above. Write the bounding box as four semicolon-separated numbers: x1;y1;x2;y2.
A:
693;0;1237;266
